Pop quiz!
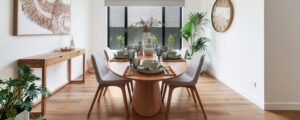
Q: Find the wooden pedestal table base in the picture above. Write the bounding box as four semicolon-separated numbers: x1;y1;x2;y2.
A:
132;81;161;117
107;55;188;118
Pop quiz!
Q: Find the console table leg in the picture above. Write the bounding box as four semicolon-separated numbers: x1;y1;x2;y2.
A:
68;59;72;83
83;54;86;83
41;66;47;116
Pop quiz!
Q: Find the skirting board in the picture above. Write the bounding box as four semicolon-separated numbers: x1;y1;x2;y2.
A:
206;69;265;110
265;103;300;110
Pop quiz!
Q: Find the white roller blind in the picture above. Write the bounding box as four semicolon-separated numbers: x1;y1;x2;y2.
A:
105;0;185;6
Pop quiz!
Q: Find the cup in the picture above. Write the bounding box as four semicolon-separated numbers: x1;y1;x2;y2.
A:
162;52;168;60
133;58;140;69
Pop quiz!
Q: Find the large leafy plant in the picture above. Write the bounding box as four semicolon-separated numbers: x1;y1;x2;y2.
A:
0;65;50;120
180;12;209;55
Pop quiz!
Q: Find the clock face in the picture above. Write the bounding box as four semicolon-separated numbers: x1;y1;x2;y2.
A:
212;0;234;32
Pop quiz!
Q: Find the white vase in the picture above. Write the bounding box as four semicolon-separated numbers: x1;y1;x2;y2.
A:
143;32;153;56
5;110;29;120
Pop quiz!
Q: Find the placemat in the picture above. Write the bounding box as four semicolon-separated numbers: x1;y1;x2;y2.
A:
162;58;186;62
123;66;176;77
110;58;130;62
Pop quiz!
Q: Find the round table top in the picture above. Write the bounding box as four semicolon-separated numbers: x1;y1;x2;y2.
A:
108;55;188;81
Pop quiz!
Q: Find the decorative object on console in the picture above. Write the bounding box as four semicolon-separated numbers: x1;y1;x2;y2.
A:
14;0;71;35
61;34;75;51
211;0;234;32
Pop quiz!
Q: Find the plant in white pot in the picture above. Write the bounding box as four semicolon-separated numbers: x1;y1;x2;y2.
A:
0;65;50;120
129;17;161;56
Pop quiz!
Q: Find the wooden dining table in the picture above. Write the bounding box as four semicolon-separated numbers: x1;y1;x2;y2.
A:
107;55;188;117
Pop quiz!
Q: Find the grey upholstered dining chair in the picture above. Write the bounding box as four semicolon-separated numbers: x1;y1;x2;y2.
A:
162;52;207;120
104;47;113;61
180;48;188;60
87;53;131;118
102;48;134;97
161;48;192;100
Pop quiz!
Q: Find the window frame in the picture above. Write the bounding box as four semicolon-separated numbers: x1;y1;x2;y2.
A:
107;6;182;49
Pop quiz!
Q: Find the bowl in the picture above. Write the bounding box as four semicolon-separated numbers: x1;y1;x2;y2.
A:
137;65;164;75
143;60;159;70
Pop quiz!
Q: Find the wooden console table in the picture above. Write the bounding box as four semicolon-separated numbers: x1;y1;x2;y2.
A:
18;48;86;116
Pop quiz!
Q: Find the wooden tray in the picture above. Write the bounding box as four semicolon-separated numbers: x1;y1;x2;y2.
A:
123;66;176;77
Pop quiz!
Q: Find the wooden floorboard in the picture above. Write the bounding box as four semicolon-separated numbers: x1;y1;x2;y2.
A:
32;73;300;120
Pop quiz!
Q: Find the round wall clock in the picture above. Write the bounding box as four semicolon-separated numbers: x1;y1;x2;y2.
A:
211;0;234;32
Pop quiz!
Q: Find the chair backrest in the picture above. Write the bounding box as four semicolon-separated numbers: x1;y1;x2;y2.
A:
91;53;110;84
185;52;205;85
104;47;112;61
180;48;188;59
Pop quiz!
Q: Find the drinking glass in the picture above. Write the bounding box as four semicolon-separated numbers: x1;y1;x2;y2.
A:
135;45;140;56
133;58;141;69
156;48;162;62
162;52;168;60
128;49;135;67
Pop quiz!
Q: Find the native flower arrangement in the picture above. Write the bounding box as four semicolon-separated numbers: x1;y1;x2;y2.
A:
129;17;162;32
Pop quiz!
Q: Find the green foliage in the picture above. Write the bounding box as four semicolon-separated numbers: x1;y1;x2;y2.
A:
191;37;209;54
109;37;113;43
117;35;125;49
134;39;139;46
179;12;209;55
0;65;50;120
151;35;157;44
168;34;174;49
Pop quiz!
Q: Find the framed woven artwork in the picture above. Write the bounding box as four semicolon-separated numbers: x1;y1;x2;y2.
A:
14;0;71;35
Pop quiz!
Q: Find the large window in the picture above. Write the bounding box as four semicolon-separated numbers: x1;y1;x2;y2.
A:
108;6;182;50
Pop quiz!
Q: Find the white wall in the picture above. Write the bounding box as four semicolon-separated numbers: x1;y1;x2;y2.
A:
265;0;300;110
0;0;92;92
90;0;107;55
185;0;265;109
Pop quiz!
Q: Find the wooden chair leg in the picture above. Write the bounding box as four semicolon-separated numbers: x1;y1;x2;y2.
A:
162;84;167;102
87;85;102;117
130;80;134;92
103;87;108;96
97;87;104;102
193;86;207;120
190;87;197;104
127;83;132;101
161;82;165;95
120;85;130;118
165;86;174;120
186;88;191;96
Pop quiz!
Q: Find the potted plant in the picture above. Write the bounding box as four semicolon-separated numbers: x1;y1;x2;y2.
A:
179;12;209;56
168;34;174;50
0;65;50;120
